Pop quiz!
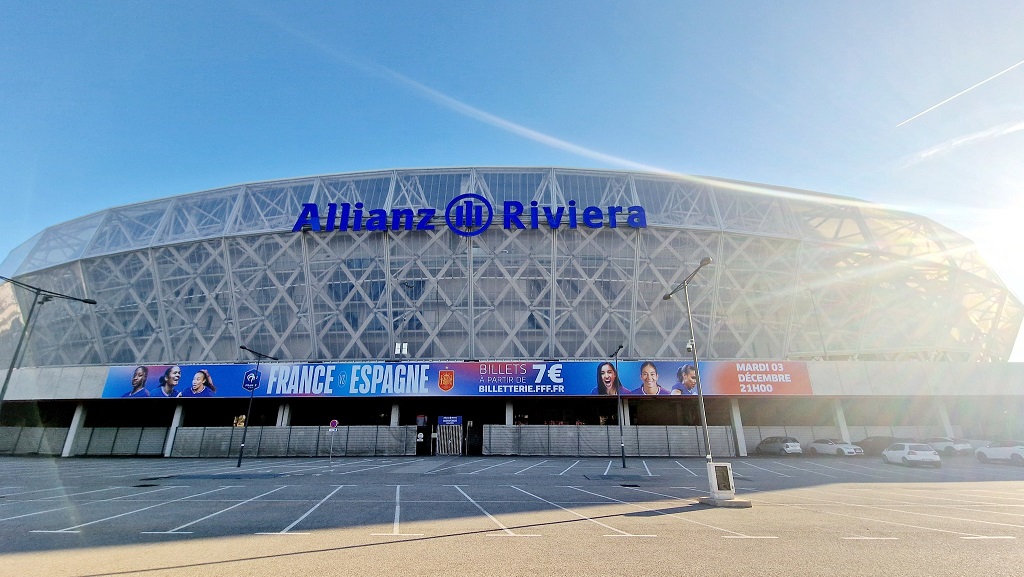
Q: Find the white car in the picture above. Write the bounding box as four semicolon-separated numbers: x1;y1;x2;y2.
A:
882;443;942;468
975;440;1024;466
921;437;972;456
806;438;864;456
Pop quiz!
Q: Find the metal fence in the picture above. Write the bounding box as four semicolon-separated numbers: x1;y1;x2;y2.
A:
0;426;69;455
169;426;417;457
0;423;968;458
482;425;738;457
71;427;169;456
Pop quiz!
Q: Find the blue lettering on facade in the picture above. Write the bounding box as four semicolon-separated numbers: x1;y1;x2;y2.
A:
292;200;647;234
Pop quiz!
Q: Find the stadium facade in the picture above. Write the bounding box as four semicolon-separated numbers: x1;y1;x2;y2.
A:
1;167;1022;458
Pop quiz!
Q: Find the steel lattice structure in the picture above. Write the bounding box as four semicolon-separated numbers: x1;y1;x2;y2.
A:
0;167;1020;368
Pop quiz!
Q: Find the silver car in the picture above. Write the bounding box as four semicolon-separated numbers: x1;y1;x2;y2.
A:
807;438;864;456
921;437;972;456
755;436;803;455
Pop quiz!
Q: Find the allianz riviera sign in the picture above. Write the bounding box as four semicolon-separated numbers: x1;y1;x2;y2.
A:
292;194;648;237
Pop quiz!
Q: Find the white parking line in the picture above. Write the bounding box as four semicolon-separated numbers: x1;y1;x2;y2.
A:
337;459;425;475
804;488;1024;529
371;485;423;537
426;458;487;474
674;461;698;476
618;487;777;538
0;486;79;499
256;484;350;535
0;486;170;522
143;485;288;534
33;486;233;534
841;461;935;477
280;461;363;474
804;461;884;478
764;498;994;539
778;491;1018;538
1;486;133;509
963;489;1024;501
451;485;539;537
740;462;792;477
510;485;654;537
641;461;658;476
558;460;581;475
515;460;548;475
466;460;517;474
771;461;838;478
881;489;1024;517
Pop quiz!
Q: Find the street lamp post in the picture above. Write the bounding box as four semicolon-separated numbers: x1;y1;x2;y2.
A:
237;345;277;467
611;343;626;468
662;258;747;507
0;276;97;420
662;257;714;463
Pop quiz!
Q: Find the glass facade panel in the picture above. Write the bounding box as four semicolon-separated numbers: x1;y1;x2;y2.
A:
157;186;241;244
230;180;316;234
83;200;172;258
17;213;105;275
634;176;720;230
0;168;1018;367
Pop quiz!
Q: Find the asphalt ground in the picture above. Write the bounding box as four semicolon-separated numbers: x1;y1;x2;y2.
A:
0;454;1022;577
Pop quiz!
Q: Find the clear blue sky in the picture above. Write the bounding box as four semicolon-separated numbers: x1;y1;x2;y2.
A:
2;1;1023;359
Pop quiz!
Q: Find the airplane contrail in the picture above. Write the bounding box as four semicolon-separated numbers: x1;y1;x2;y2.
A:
897;57;1024;127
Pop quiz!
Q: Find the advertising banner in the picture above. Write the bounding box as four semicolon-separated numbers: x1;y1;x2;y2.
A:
102;360;811;399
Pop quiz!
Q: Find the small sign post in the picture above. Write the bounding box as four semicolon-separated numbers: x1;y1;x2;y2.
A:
328;419;339;464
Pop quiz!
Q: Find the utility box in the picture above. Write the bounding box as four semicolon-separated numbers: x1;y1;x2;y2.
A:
706;462;736;500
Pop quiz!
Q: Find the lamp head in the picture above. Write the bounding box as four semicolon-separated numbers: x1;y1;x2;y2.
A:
699;256;713;267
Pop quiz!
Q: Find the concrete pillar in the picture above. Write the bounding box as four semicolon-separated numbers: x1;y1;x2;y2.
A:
163;404;184;457
390;403;400;427
729;398;747;457
61;403;87;458
832;398;850;443
505;401;514;425
276;403;291;427
620;397;631;426
935;399;954;437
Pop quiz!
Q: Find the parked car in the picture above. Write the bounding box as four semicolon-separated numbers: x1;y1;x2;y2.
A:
975;440;1024;465
853;436;913;456
921;437;972;456
755;436;803;455
882;443;942;468
807;439;864;456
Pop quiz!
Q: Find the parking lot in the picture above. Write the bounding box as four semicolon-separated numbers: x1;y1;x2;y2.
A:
1;455;1022;577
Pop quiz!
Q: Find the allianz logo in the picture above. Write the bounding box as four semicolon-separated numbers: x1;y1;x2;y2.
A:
292;194;647;237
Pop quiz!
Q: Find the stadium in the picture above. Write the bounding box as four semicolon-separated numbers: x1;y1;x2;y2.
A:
0;167;1021;458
